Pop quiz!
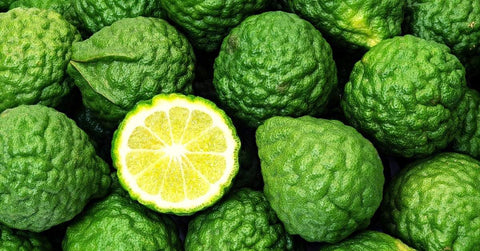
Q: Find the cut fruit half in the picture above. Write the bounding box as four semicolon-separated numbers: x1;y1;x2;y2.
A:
111;93;240;215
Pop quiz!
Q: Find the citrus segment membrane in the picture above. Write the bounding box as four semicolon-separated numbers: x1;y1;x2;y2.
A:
112;94;239;215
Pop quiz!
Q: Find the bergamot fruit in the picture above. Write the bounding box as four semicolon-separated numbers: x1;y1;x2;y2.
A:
0;224;52;251
256;116;384;243
213;11;337;128
380;152;480;250
72;0;162;34
319;231;414;251
68;16;195;128
111;93;240;215
0;105;111;232
342;35;467;158
160;0;268;52
62;193;181;251
283;0;406;49
0;7;80;113
185;188;293;250
452;88;480;158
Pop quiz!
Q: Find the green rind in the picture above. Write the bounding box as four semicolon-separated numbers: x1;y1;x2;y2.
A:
380;152;480;251
452;88;480;158
111;93;240;216
404;0;480;59
214;11;337;128
0;8;80;113
256;116;384;243
284;0;406;49
0;224;52;251
0;105;111;232
319;231;415;251
185;188;294;250
160;0;268;52
342;35;467;158
62;194;181;251
72;0;162;34
68;16;195;128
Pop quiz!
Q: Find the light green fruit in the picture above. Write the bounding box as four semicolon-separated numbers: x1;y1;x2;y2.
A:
452;88;480;158
319;231;415;251
68;17;195;128
283;0;406;49
63;193;181;251
380;152;480;250
0;8;80;113
160;0;268;52
185;188;294;250
72;0;163;34
256;116;384;243
0;105;111;232
0;224;52;251
342;35;467;158
214;11;337;127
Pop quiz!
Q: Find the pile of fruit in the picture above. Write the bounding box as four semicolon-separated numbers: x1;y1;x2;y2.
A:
0;0;479;250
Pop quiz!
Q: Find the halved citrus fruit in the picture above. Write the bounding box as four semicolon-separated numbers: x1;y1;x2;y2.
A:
111;93;240;215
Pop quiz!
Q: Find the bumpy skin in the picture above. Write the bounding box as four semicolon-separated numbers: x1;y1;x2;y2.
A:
0;105;111;232
185;188;294;250
0;224;52;251
62;194;181;251
404;0;480;61
160;0;268;52
214;11;337;128
452;88;480;158
380;152;480;251
0;8;80;113
256;116;384;243
68;17;195;128
10;0;83;30
319;231;414;251
342;35;467;158
72;0;161;34
284;0;406;49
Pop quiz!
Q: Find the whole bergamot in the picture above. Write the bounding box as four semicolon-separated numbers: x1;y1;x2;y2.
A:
319;231;414;251
0;8;80;113
62;193;181;251
0;105;111;232
72;0;163;34
342;35;467;158
185;188;294;250
256;116;384;243
380;152;480;250
9;0;83;32
283;0;406;49
68;16;195;128
452;88;480;158
160;0;268;52
404;0;480;63
0;224;52;251
213;11;337;128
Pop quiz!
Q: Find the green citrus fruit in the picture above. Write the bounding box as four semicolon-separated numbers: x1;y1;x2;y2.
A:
72;0;163;34
380;152;480;251
0;224;52;251
0;105;111;232
404;0;480;63
0;8;80;113
62;193;181;251
342;35;467;158
160;0;268;52
452;88;480;158
185;188;294;250
68;16;195;128
319;231;414;251
213;11;337;128
111;93;240;215
256;116;384;243
283;0;406;49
